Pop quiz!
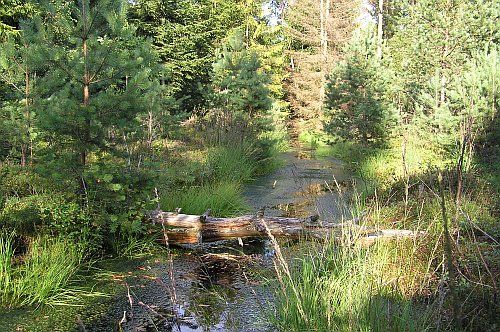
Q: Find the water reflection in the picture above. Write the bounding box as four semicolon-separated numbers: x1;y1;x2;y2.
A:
83;151;350;332
244;151;352;220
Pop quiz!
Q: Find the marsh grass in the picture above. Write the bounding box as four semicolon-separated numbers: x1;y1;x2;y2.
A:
207;145;257;183
271;134;498;331
111;233;163;258
269;169;441;331
0;234;83;308
160;181;250;217
158;144;273;217
271;227;436;332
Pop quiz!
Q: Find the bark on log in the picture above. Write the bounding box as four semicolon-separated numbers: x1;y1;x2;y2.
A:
147;210;425;245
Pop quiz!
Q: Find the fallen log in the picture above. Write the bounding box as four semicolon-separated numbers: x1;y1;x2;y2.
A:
147;210;425;245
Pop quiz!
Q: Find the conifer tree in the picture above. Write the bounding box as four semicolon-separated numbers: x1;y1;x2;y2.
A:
30;0;159;172
283;0;359;132
0;0;35;41
0;34;36;165
211;30;271;119
324;28;392;146
383;0;498;147
129;0;247;112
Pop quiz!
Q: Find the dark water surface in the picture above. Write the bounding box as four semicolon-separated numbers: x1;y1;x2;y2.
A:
0;150;351;332
244;151;352;220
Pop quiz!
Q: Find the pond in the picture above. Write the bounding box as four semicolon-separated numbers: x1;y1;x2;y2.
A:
0;150;352;332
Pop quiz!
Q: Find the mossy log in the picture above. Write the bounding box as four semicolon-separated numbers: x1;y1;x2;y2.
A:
147;210;424;245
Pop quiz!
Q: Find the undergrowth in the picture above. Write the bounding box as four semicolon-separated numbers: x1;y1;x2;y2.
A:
273;237;436;332
157;143;273;217
160;181;249;217
0;234;83;308
277;128;498;331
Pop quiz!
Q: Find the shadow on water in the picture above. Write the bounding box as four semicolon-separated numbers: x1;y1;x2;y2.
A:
0;150;352;332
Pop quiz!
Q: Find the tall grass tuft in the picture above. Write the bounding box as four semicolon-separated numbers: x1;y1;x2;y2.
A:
160;181;250;217
0;232;15;302
207;145;257;183
0;234;83;308
271;226;435;332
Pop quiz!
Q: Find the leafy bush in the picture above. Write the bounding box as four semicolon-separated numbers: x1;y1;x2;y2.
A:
0;165;49;208
83;161;157;243
0;194;98;246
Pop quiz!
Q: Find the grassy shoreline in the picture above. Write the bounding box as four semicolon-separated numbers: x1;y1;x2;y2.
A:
270;130;499;331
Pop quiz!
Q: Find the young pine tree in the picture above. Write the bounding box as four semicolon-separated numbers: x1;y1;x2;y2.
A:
0;37;37;166
211;30;271;119
30;0;160;173
324;28;393;146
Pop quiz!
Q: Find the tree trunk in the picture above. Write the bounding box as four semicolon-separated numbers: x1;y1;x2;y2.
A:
147;110;154;148
81;1;90;167
320;0;324;54
439;29;449;107
22;56;31;167
376;0;384;60
82;43;90;167
323;0;329;63
147;211;425;245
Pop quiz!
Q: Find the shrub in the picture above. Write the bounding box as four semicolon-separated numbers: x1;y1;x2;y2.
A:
0;194;100;249
0;165;49;209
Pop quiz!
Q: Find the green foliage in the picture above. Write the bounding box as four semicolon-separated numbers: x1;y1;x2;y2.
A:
0;232;15;299
0;0;165;252
0;234;83;308
0;0;36;40
207;145;257;183
157;144;264;217
324;28;394;146
211;30;271;117
273;239;433;332
30;0;160;169
385;0;499;147
84;161;154;238
0;31;38;166
0;194;100;247
250;24;289;100
258;100;291;154
0;162;154;251
312;3;499;330
0;165;46;206
129;0;248;111
323;1;498;185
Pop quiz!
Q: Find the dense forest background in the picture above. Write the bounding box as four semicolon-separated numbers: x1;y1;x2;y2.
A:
0;0;498;331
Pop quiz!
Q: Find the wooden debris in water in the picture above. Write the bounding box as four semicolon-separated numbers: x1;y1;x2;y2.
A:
147;210;425;245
